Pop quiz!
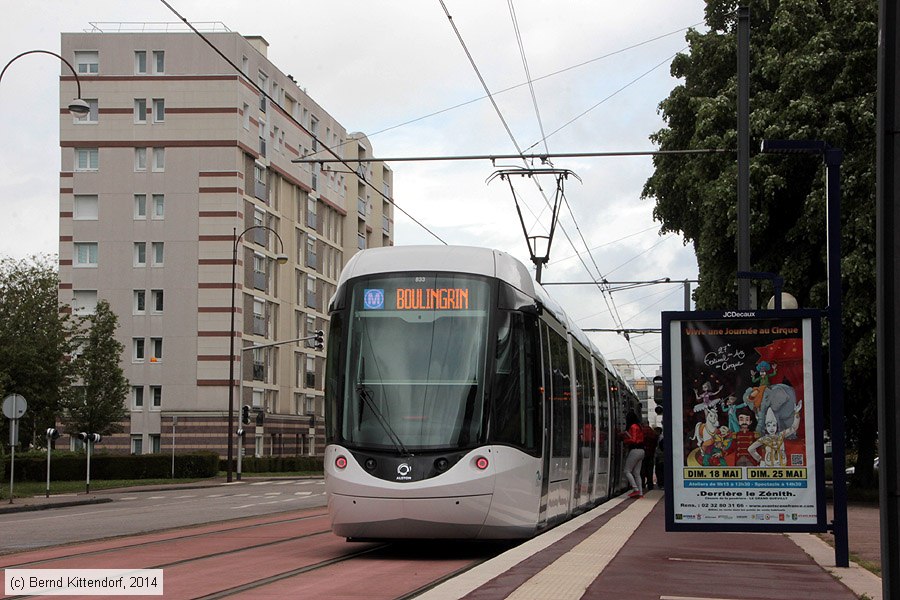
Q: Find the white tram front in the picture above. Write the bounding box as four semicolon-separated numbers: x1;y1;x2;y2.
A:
324;246;638;540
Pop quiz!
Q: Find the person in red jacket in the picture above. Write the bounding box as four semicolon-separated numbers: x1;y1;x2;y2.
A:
623;411;645;498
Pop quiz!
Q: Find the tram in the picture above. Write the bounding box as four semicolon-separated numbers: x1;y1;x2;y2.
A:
324;246;641;540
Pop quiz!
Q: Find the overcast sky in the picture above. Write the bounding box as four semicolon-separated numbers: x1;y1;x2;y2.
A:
0;1;707;376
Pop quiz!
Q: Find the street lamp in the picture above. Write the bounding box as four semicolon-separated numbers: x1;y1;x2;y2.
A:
759;139;848;567
0;50;90;116
226;225;289;482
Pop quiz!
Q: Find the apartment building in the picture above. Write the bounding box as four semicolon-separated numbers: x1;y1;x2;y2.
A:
57;27;393;458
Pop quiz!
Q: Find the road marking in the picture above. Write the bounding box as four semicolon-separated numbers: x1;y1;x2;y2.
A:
208;494;225;498
234;493;250;497
264;492;282;496
294;492;313;496
120;497;138;501
175;495;197;499
249;482;270;486
148;496;167;500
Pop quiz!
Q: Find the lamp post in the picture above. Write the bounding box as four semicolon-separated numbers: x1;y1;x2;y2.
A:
759;139;848;568
226;225;289;482
0;50;90;116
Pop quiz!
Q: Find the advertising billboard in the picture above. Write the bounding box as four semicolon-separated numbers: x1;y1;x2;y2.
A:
662;310;827;532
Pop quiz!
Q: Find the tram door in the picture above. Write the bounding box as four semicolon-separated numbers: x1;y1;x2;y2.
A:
542;322;572;524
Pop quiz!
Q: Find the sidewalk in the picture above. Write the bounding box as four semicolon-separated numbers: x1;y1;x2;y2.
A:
422;491;884;600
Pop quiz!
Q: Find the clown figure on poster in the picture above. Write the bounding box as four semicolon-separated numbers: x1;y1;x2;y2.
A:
747;401;802;467
722;394;748;433
693;407;731;466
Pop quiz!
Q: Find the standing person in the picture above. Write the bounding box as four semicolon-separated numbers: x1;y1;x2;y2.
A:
654;426;665;490
622;411;645;498
641;420;658;490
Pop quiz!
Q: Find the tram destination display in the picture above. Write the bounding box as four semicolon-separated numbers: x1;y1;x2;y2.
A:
662;310;827;533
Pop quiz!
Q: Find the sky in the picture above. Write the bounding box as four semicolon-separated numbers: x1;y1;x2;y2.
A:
0;0;707;377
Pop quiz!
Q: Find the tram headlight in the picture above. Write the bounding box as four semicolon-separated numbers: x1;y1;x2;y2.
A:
474;456;489;470
335;455;348;470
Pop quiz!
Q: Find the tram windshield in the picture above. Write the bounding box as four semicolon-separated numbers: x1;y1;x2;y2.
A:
340;274;491;452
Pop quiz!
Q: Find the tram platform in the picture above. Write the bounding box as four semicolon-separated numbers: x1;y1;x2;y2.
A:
420;490;884;600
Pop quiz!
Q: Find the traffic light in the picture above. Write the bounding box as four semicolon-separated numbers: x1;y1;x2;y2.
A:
255;410;265;426
46;428;60;440
76;432;101;443
236;428;244;437
313;329;325;351
241;405;251;425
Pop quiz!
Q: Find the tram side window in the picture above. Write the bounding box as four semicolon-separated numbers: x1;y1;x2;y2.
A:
595;366;609;452
547;326;571;458
492;312;540;454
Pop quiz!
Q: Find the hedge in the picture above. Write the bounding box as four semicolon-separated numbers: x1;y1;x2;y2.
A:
222;455;324;473
1;451;219;482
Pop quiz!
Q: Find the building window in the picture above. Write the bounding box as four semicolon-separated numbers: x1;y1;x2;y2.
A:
134;194;147;218
133;338;145;362
72;290;97;316
152;242;164;266
150;434;161;453
305;355;315;389
135;51;147;74
150;386;162;408
154;193;167;220
74;51;99;75
134;242;147;267
253;299;266;335
134;98;147;123
74;242;98;267
152;98;165;122
134;290;146;314
150;338;163;362
135;148;147;171
241;55;249;75
73;99;98;124
307;197;317;229
151;289;164;313
131;435;143;455
357;232;366;250
306;235;317;269
132;386;144;409
152;50;165;74
242;103;250;130
75;148;98;171
152;148;165;172
73;195;98;220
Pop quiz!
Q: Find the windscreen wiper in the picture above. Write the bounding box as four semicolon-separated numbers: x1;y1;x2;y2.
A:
356;385;412;457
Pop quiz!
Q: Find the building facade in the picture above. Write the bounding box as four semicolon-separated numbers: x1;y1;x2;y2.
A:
58;28;393;458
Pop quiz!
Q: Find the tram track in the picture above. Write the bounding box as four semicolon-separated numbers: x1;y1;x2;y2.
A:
0;510;328;569
1;509;508;599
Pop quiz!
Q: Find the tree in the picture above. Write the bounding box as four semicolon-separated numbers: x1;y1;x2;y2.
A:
642;0;878;485
63;300;129;437
0;255;76;451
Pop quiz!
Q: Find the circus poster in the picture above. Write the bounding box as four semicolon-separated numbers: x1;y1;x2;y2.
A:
662;311;827;532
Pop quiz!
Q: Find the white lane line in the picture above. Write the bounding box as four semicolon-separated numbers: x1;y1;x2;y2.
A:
264;492;282;496
294;492;313;496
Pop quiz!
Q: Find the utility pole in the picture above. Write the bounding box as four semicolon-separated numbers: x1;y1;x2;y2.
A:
737;4;751;309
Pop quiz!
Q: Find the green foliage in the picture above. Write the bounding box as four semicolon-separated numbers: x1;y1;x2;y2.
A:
226;456;324;473
2;451;219;481
62;300;129;436
0;255;76;450
643;0;877;482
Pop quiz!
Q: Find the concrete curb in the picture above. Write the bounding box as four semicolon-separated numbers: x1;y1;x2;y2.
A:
787;532;883;600
0;497;113;515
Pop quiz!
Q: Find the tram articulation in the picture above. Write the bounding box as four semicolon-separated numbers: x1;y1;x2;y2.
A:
324;246;640;539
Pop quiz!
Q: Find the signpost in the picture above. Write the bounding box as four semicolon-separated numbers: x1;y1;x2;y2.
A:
2;394;28;504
